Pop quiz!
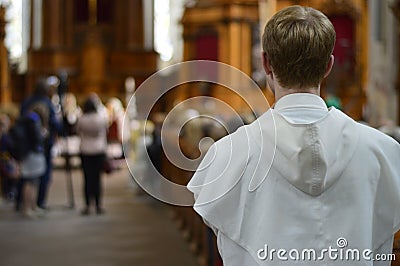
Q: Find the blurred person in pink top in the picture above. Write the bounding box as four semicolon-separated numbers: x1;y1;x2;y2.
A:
76;96;108;215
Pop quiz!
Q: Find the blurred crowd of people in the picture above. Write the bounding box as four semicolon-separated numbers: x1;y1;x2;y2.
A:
1;75;400;219
0;76;129;218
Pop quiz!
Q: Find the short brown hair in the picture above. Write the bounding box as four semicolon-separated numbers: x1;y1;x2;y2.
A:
262;6;336;88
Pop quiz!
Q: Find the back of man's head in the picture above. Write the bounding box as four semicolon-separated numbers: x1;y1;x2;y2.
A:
262;5;336;89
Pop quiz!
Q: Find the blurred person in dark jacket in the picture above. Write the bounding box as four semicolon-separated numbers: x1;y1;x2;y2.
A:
19;77;63;210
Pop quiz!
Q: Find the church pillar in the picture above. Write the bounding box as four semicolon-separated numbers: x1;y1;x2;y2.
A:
181;0;262;113
26;0;158;100
143;0;153;50
0;5;10;103
42;0;64;48
113;0;145;50
228;21;241;70
126;0;144;49
80;30;106;94
30;0;42;50
113;0;125;48
64;0;74;48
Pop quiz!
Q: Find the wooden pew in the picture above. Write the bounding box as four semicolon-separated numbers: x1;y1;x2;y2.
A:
161;124;222;265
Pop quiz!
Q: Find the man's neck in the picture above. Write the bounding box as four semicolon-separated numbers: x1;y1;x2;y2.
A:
274;87;320;102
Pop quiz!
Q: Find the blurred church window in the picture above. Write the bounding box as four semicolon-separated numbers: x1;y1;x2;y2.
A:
154;0;187;65
154;0;173;62
2;0;30;73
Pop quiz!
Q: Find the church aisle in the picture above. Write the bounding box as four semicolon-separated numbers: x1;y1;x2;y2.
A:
0;164;198;266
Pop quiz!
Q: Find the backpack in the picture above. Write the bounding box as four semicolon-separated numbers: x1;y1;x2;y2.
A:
0;150;20;179
0;135;20;179
7;112;43;161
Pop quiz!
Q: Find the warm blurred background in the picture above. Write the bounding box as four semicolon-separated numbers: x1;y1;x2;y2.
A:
0;0;400;266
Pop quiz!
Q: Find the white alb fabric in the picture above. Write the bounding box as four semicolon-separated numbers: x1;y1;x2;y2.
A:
188;93;400;265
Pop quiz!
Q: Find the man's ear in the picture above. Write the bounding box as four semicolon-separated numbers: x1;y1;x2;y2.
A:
323;55;334;78
262;52;273;75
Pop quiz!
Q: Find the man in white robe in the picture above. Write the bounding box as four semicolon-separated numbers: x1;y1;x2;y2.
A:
187;5;400;265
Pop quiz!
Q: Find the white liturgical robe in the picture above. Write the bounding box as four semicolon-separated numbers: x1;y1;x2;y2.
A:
187;93;400;265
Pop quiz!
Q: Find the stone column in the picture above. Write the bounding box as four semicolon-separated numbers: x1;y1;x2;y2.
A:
143;0;153;50
30;0;43;50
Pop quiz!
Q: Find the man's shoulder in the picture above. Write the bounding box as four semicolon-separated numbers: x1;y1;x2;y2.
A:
211;111;277;157
212;123;255;150
349;120;400;162
356;120;399;145
324;108;398;147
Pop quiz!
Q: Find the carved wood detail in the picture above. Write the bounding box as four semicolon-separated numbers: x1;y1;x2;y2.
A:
25;0;157;102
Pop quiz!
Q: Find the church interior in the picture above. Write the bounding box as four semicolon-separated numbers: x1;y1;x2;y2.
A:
0;0;400;265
